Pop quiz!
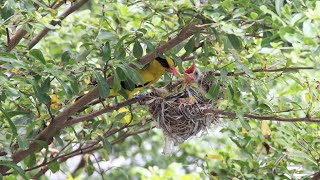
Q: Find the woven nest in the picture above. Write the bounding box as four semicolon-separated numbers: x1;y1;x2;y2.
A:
144;94;219;155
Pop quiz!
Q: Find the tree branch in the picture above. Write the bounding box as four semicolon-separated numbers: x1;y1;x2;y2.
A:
29;127;152;178
28;0;90;49
0;22;200;175
6;1;65;52
212;66;315;76
63;97;140;128
138;23;199;65
6;28;29;52
204;109;320;122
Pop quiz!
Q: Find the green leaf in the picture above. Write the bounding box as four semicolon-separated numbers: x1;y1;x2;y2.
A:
86;158;95;176
258;103;273;113
184;36;195;54
0;91;6;102
203;41;210;57
0;107;18;140
102;137;112;154
93;70;110;98
61;51;71;65
32;81;51;103
91;120;102;131
275;0;284;15
17;136;29;150
117;63;144;85
34;140;49;149
138;28;147;34
303;20;316;38
70;76;80;94
207;82;220;99
29;49;46;65
279;26;295;40
286;148;318;166
250;12;258;20
6;111;30;118
102;41;111;62
115;112;127;121
133;135;143;147
56;78;72;99
112;69;121;92
114;44;126;59
237;112;251;130
133;41;143;58
25;153;36;167
48;161;60;173
0;161;28;180
1;4;14;20
227;85;234;100
143;39;155;53
226;34;242;51
76;50;91;62
41;77;51;93
54;134;64;147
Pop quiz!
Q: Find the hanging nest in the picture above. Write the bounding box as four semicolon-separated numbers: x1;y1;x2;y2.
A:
144;93;219;155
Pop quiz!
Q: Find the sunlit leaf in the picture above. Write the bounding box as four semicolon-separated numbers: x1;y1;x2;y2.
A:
261;120;271;137
305;93;311;102
29;49;46;65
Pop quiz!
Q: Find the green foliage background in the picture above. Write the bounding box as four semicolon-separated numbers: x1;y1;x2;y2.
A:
0;0;320;179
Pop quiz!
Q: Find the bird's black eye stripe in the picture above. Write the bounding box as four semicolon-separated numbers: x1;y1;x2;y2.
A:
135;81;152;88
155;56;170;68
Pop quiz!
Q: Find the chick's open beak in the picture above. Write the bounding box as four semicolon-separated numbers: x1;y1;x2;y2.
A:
184;73;195;83
184;62;197;83
167;67;180;77
184;62;196;74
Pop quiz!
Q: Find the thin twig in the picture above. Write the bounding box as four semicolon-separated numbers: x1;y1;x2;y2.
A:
6;1;65;52
63;97;140;128
212;66;315;76
0;22;201;175
204;109;320;122
28;0;90;49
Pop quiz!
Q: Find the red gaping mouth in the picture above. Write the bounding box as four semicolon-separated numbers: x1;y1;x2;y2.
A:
184;62;197;83
184;62;196;74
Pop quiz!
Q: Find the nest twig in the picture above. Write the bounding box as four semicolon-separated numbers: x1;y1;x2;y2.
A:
144;94;219;155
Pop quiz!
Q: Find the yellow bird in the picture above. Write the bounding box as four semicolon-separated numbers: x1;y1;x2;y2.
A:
110;55;180;99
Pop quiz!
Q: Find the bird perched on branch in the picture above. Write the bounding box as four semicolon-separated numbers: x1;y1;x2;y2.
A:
110;55;180;99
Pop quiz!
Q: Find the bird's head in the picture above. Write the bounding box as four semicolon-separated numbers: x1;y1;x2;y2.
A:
184;62;199;83
155;55;180;77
